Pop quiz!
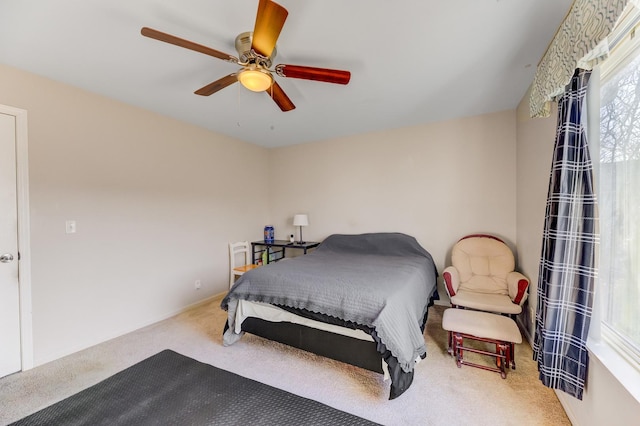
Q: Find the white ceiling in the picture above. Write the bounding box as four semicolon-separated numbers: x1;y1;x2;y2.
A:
0;0;572;148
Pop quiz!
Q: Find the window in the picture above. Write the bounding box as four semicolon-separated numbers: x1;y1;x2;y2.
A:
598;25;640;367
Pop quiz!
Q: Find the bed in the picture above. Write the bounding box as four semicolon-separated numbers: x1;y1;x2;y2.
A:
220;232;439;399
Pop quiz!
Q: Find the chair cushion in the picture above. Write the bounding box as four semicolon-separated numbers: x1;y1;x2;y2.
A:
452;237;515;295
450;289;522;315
442;308;522;344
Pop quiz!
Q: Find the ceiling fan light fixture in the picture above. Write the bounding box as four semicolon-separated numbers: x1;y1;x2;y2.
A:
238;67;273;92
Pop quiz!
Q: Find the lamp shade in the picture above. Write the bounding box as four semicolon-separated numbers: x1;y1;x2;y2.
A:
293;214;309;227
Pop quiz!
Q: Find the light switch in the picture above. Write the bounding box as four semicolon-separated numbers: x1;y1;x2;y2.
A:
65;220;76;234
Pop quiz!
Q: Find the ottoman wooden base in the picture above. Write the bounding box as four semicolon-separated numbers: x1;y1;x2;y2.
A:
442;308;522;379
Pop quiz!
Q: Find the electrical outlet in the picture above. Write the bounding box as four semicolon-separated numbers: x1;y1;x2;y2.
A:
194;280;201;290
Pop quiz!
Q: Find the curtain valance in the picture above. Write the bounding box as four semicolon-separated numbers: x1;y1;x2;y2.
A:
529;0;629;118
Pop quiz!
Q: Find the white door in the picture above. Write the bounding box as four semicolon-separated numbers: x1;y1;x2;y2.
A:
0;111;21;377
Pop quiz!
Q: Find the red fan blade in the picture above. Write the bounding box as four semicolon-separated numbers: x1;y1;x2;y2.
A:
251;0;288;58
141;27;237;62
194;74;238;96
275;65;351;85
266;81;295;111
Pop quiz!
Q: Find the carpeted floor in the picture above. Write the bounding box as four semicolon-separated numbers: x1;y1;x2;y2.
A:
0;296;571;426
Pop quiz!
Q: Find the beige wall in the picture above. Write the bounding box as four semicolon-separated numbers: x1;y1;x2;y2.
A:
514;87;557;339
0;64;269;365
515;88;640;425
268;111;518;301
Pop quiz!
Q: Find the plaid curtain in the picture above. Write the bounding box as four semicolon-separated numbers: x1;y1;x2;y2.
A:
533;68;598;400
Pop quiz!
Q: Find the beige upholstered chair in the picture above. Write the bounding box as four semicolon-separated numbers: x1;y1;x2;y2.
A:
442;234;529;315
229;241;258;288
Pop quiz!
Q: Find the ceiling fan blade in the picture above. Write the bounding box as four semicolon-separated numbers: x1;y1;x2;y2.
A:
275;65;351;85
194;74;238;96
251;0;288;58
141;27;237;62
267;81;295;111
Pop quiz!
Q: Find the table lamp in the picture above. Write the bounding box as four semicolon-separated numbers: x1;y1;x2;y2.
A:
293;214;309;244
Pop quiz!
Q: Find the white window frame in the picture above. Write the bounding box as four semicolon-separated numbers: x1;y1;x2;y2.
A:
587;8;640;403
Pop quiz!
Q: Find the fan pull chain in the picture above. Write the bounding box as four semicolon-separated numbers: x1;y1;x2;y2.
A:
236;81;242;127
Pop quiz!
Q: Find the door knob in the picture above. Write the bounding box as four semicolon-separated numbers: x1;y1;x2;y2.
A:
0;253;14;263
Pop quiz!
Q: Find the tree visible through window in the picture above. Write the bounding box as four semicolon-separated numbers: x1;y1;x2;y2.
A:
599;45;640;363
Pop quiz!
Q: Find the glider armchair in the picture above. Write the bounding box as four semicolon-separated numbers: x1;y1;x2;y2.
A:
442;234;529;315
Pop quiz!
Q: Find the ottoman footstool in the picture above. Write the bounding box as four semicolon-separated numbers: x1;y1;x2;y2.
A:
442;308;522;378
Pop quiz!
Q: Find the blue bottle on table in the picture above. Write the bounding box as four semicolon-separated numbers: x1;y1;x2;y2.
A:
264;226;274;244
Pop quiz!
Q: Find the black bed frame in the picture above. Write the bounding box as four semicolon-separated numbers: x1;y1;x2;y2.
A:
238;298;435;399
241;317;385;374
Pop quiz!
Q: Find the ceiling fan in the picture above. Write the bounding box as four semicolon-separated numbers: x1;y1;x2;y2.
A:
141;0;351;112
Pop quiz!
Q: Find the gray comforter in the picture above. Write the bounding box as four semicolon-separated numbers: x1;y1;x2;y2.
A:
221;233;438;373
